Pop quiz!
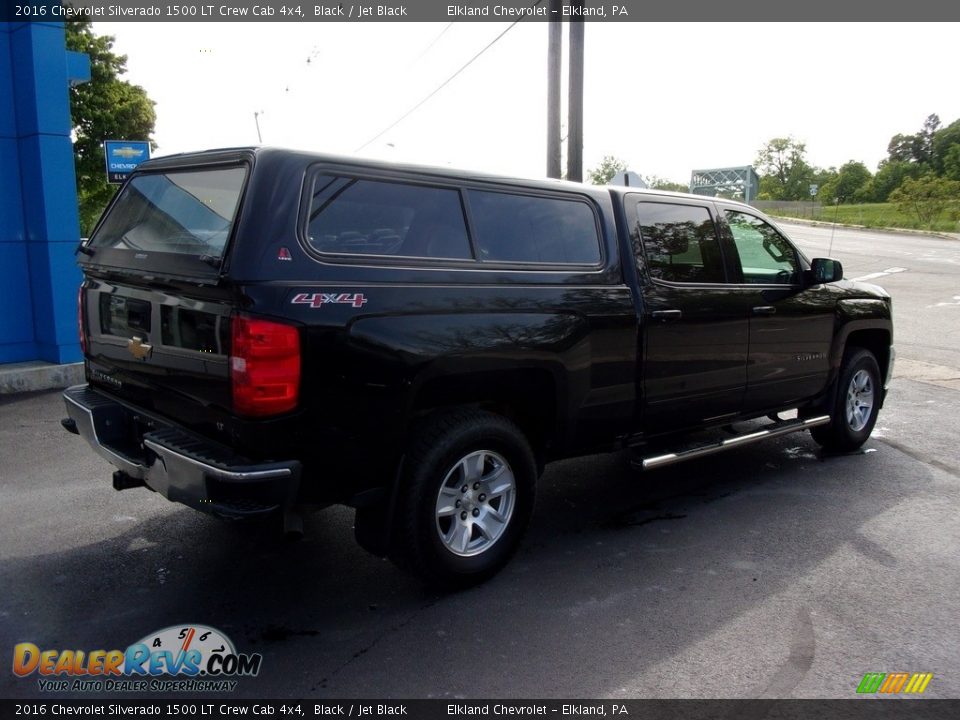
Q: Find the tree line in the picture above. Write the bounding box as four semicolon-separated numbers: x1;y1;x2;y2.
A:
755;114;960;204
755;116;960;227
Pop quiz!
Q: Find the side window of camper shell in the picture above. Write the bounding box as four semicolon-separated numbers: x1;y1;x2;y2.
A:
305;175;472;260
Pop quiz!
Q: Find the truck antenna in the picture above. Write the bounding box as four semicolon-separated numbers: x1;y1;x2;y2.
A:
828;198;840;256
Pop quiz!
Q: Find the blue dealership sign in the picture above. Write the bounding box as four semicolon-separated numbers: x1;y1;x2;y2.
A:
104;140;151;184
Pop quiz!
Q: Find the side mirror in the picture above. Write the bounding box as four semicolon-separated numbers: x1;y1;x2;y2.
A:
811;258;843;284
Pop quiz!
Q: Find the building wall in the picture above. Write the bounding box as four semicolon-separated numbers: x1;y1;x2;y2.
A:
0;20;88;364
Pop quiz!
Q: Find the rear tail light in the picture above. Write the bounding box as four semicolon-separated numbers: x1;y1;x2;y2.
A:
230;315;301;417
77;286;87;356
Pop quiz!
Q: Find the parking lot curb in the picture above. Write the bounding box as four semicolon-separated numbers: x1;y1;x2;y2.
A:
0;361;83;395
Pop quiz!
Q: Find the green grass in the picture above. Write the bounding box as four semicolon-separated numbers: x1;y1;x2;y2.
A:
769;202;960;233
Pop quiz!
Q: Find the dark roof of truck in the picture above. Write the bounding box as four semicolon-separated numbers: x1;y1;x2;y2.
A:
139;146;591;193
138;146;756;213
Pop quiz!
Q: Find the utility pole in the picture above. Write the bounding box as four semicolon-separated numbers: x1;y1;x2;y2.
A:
566;2;585;182
546;0;562;179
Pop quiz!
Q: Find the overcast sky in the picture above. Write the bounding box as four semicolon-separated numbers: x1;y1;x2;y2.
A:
95;21;960;184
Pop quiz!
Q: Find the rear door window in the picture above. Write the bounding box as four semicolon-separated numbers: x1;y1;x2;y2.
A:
635;202;725;283
305;175;472;260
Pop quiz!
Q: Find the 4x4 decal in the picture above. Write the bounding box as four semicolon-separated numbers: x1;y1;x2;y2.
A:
291;292;368;309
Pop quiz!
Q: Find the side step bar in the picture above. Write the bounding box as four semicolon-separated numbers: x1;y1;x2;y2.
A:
634;415;831;471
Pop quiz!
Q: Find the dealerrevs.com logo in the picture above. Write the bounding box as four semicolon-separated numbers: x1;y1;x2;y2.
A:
12;624;262;693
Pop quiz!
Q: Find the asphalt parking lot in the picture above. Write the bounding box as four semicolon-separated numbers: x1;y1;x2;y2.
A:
1;224;958;700
1;380;958;700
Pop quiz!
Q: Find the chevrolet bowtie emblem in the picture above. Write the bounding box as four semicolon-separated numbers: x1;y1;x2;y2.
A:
127;336;153;360
113;146;145;159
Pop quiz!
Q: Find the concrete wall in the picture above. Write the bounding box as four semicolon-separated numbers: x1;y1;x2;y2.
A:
0;20;88;365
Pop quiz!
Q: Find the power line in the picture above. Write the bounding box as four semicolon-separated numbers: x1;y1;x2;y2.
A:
412;22;455;64
353;5;543;153
251;26;460;143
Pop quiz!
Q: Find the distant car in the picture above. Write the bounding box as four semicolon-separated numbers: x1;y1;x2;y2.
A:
63;147;894;587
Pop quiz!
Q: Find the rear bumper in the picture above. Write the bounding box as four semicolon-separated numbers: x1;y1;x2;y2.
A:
63;384;301;519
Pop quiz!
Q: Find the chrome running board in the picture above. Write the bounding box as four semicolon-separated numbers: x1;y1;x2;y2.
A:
634;415;831;471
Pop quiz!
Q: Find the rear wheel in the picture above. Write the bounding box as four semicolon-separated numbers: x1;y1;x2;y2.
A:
390;409;536;589
810;348;881;452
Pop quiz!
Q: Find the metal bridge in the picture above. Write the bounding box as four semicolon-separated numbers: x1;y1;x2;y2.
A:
689;166;760;203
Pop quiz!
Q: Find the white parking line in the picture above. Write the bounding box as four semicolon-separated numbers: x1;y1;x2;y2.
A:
851;267;908;281
928;295;960;309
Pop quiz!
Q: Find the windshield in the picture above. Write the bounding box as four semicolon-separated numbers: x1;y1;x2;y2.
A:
89;167;247;260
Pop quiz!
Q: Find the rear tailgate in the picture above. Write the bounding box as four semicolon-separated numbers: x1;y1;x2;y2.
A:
78;158;250;442
83;276;236;437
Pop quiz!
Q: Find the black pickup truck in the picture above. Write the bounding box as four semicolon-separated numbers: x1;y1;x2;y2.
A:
63;147;894;587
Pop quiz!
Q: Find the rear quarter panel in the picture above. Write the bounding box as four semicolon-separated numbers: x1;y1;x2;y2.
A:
229;162;637;500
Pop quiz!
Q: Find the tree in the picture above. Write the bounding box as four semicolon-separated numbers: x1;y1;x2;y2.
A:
943;145;960;182
587;155;628;185
889;175;960;228
931;118;960;175
885;114;940;168
755;137;815;200
859;159;923;203
66;20;156;235
886;133;915;163
819;161;872;204
916;113;941;166
645;176;688;193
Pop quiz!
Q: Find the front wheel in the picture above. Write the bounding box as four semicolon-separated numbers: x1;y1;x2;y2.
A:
390;409;537;589
810;348;882;452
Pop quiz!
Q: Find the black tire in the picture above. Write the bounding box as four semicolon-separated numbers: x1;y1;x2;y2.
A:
810;348;882;452
390;409;537;589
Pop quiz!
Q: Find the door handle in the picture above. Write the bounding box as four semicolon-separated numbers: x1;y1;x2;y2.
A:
651;309;682;321
752;306;777;316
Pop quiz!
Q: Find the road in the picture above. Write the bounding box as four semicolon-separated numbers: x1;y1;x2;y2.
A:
780;221;960;380
1;225;958;701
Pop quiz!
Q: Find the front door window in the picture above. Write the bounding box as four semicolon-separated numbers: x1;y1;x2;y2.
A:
725;211;800;285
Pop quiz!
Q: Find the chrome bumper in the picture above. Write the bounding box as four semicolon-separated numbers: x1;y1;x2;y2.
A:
63;384;301;519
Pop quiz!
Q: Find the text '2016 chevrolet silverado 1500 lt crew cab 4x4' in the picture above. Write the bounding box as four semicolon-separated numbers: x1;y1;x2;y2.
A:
62;148;894;587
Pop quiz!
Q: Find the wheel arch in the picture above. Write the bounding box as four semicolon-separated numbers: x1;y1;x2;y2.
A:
833;319;893;404
843;329;891;380
410;366;562;468
354;368;559;559
386;407;538;587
